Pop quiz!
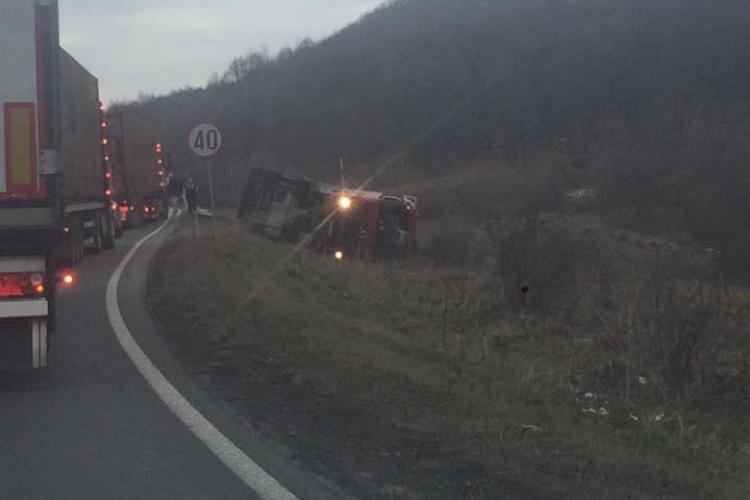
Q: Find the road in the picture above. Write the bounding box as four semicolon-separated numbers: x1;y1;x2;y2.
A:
0;219;343;499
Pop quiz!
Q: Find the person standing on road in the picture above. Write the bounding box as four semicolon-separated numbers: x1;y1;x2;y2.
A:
185;176;198;214
165;174;186;214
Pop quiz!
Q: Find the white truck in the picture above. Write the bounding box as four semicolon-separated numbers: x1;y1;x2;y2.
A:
0;0;117;370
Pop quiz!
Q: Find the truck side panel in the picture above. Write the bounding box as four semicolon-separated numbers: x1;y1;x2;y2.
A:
107;112;132;202
59;49;103;204
122;113;162;202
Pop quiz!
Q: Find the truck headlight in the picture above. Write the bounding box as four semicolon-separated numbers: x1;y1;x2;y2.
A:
338;196;352;210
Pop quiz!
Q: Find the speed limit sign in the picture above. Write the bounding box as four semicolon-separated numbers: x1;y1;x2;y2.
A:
189;123;222;157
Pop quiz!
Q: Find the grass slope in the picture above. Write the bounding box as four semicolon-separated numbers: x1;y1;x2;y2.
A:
147;218;750;499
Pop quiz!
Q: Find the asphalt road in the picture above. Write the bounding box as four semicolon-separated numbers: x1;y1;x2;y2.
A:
0;219;342;500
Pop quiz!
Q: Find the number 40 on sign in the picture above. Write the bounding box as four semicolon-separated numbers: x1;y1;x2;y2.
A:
189;123;222;157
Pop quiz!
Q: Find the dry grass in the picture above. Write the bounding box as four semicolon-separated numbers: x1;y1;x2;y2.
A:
148;216;750;499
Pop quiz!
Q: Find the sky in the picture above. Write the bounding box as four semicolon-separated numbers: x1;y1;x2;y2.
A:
59;0;383;104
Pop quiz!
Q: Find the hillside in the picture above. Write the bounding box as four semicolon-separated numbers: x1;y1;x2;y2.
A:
117;0;750;271
137;2;750;496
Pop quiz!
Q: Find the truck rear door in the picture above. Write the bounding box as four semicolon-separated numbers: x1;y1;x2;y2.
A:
0;0;59;219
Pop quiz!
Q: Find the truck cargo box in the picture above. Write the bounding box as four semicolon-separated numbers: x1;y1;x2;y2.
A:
0;0;60;231
59;49;104;206
106;110;164;223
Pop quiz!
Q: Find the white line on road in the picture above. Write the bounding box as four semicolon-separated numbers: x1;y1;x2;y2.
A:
105;220;298;500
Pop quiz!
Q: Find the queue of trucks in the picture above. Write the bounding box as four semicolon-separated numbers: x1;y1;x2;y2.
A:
0;0;165;370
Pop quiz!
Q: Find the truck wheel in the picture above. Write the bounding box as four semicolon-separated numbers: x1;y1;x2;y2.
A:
74;226;85;264
64;221;83;265
75;241;84;264
102;217;116;250
91;224;103;255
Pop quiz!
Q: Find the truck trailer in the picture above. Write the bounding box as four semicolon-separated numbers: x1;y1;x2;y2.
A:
0;0;116;370
238;167;418;262
106;111;167;228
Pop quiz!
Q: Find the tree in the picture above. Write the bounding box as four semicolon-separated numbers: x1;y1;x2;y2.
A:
223;49;270;83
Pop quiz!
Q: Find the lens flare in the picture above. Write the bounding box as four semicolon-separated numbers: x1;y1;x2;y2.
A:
338;196;352;210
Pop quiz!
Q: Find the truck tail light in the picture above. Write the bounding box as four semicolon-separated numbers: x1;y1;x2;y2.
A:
0;273;47;299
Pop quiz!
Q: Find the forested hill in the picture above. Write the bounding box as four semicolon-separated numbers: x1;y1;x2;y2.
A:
118;0;750;270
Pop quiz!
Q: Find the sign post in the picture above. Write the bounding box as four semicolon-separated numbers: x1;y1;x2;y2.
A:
189;123;222;239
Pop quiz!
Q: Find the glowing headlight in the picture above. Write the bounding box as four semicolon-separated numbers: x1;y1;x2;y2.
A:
338;196;352;210
334;251;345;261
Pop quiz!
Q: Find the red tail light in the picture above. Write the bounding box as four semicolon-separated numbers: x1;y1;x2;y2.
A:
0;273;46;299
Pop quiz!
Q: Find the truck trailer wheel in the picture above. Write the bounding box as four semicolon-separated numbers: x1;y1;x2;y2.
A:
75;239;84;264
102;216;116;250
91;224;103;255
73;224;85;264
103;232;115;250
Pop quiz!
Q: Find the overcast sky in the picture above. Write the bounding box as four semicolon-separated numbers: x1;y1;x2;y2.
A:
59;0;383;104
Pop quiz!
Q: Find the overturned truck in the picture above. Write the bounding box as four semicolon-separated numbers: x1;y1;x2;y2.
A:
238;168;418;261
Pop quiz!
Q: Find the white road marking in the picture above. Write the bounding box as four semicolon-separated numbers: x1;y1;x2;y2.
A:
106;220;298;500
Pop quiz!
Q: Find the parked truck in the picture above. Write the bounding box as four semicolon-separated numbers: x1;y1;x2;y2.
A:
59;49;118;257
0;0;116;370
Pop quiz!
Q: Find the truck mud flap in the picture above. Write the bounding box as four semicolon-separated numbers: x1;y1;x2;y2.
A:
0;318;48;370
